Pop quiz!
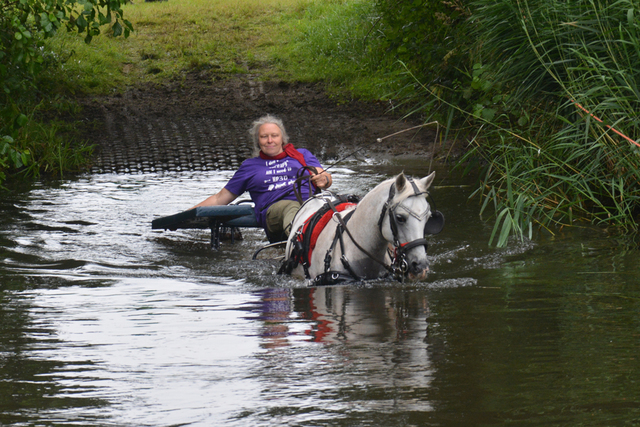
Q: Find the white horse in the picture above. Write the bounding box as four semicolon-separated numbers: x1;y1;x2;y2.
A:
280;172;444;286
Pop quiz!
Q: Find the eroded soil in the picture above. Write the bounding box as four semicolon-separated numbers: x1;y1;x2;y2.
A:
78;73;459;174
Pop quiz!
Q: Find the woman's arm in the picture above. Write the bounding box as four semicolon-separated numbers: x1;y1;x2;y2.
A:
190;188;238;209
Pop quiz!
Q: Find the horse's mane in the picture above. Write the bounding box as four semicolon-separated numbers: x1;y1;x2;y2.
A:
359;173;423;208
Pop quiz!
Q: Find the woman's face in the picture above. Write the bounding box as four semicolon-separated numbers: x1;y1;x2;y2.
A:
258;123;285;156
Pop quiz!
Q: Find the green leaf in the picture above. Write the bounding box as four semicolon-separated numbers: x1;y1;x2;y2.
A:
16;114;28;127
14;32;23;40
113;21;123;37
99;12;110;25
497;212;512;247
10;150;23;168
481;107;497;121
489;208;509;246
517;115;529;126
77;15;88;29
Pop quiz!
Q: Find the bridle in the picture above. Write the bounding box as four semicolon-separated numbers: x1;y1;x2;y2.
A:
376;177;430;281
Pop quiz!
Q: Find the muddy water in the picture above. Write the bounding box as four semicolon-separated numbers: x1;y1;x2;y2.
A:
1;160;640;426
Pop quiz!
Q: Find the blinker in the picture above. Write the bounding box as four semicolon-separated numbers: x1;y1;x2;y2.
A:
424;210;445;235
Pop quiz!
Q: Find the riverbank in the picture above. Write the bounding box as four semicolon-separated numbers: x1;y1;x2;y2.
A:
75;71;461;174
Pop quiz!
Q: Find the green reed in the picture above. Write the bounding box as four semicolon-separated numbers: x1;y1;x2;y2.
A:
464;0;640;245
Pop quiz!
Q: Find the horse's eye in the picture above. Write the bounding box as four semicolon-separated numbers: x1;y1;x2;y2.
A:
395;214;406;224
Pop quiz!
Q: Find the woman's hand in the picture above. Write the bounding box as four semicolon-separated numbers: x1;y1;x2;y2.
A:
311;169;332;189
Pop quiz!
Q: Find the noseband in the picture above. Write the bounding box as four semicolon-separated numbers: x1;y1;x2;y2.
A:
377;178;430;280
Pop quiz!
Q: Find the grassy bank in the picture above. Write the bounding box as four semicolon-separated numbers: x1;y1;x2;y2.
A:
44;0;316;93
43;0;400;97
459;0;640;245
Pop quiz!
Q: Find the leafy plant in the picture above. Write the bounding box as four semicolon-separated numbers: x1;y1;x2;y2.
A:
0;0;132;185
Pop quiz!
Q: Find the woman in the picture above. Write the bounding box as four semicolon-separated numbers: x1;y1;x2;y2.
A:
192;115;332;240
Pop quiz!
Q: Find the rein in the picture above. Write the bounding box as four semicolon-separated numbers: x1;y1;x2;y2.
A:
293;166;321;204
326;198;394;273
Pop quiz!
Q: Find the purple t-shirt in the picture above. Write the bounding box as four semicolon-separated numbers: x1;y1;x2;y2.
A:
224;148;322;229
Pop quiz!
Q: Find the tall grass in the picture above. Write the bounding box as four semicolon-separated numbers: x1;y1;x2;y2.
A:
465;0;640;245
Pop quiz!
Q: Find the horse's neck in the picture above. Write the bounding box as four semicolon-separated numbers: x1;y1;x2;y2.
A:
346;182;390;256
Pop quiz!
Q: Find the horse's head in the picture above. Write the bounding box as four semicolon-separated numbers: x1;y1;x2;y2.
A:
378;172;443;280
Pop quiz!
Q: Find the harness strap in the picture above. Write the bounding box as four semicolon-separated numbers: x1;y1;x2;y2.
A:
278;196;357;278
377;183;395;234
408;178;422;196
330;198;394;274
323;208;355;272
313;209;360;286
334;211;361;281
312;271;359;287
397;238;429;253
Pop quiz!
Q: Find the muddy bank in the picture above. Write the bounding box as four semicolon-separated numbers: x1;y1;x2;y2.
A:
78;73;459;174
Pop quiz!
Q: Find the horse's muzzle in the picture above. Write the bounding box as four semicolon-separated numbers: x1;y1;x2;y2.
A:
407;265;429;281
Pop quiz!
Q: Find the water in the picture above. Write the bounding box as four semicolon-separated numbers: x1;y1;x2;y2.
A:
1;161;640;426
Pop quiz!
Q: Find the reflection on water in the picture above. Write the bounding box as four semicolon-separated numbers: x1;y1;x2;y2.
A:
1;165;640;426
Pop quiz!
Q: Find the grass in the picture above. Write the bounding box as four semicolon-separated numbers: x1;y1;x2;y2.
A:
277;0;403;100
43;0;317;94
43;0;399;100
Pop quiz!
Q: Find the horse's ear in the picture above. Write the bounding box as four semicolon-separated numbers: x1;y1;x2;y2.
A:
395;173;407;192
420;171;436;190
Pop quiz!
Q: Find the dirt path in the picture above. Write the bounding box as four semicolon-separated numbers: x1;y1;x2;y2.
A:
80;73;455;174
